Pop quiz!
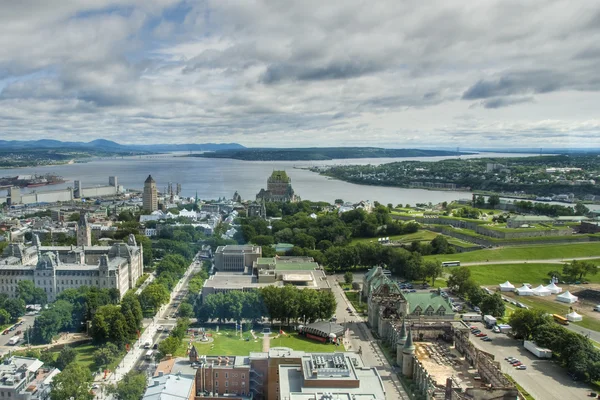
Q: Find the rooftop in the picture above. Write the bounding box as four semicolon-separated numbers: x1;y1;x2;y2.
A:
143;373;194;400
403;292;454;316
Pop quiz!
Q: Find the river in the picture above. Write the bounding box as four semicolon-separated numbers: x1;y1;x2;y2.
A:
1;152;587;207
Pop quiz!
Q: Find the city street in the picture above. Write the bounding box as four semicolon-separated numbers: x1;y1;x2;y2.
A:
0;314;36;351
94;255;203;397
327;274;409;400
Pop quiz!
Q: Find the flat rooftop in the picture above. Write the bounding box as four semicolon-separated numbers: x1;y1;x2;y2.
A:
204;270;330;290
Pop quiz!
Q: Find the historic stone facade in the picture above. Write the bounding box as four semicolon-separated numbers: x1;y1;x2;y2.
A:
0;234;143;301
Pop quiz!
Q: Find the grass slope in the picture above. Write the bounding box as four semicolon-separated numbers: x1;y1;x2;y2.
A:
425;243;600;263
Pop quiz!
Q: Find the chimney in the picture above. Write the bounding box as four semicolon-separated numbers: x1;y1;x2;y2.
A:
153;380;160;386
158;371;164;377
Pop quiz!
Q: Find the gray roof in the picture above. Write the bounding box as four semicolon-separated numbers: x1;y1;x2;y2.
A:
142;374;194;400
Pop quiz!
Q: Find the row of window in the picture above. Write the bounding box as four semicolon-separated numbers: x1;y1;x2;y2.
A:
214;372;246;379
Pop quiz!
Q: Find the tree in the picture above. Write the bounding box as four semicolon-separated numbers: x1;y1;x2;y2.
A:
139;283;170;314
562;260;598;281
158;336;180;356
575;202;589;216
344;271;353;285
430;236;450;255
508;308;550;340
352;282;361;290
4;298;26;321
16;280;48;305
108;371;147;400
55;346;77;370
120;292;143;338
178;302;194;318
465;283;485;307
423;260;443;286
50;364;94;400
487;195;500;209
447;267;472;296
480;293;505;317
94;343;120;368
0;309;11;324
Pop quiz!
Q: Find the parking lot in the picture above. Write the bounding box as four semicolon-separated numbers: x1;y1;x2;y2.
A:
468;322;593;400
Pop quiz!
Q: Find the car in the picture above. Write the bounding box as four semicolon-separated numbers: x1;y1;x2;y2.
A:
474;306;481;313
513;362;522;367
504;357;514;361
482;337;492;342
153;344;158;350
157;325;164;332
471;330;481;335
516;365;527;370
409;289;417;293
510;360;520;365
492;326;500;333
469;326;478;330
91;384;99;390
476;333;487;337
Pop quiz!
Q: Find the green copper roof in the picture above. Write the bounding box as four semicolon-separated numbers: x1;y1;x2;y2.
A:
269;170;290;182
403;292;454;316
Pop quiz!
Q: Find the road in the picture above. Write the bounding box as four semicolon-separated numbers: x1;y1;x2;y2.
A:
0;314;36;349
469;322;592;400
327;275;409;400
95;256;203;398
462;256;600;266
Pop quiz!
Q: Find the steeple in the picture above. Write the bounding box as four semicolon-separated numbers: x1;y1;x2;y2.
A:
77;212;92;247
403;328;415;354
399;319;407;343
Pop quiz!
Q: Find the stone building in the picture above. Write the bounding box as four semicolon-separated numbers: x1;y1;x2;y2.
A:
143;175;158;212
256;171;298;203
0;234;143;301
247;201;266;219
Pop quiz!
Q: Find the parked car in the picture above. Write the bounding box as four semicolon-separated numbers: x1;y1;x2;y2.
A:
476;333;487;337
513;362;523;367
482;337;492;342
516;365;527;370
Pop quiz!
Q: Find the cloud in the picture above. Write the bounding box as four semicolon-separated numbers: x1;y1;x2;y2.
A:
479;96;535;109
0;1;599;147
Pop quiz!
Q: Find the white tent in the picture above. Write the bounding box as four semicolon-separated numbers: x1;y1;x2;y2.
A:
499;281;515;292
516;285;534;296
545;282;562;294
566;311;583;322
532;285;552;297
556;290;578;304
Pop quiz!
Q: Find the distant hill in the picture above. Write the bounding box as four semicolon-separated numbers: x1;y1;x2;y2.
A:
190;147;470;161
0;139;245;153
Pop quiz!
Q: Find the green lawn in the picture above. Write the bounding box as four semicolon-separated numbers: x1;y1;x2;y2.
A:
424;243;600;263
270;333;343;353
176;329;263;356
177;328;343;356
350;230;439;245
459;263;569;286
46;343;120;372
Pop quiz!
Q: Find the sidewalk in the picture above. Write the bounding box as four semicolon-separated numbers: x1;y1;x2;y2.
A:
94;259;200;397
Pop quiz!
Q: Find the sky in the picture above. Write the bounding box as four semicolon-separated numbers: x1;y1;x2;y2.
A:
1;1;600;148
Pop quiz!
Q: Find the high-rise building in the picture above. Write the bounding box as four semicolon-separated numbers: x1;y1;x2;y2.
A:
143;175;158;212
77;212;92;246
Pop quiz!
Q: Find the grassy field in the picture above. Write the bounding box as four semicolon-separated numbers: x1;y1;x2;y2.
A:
458;263;574;286
177;328;343;356
350;230;439;245
502;293;600;332
270;333;343;352
44;343;122;372
424;243;600;263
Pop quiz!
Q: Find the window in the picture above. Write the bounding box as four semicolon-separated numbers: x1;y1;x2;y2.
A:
215;372;218;378
241;373;245;379
215;381;218;387
225;372;228;379
225;381;228;387
242;381;245;387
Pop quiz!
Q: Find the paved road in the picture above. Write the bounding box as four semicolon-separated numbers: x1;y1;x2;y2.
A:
95;256;202;398
469;322;592;400
0;314;36;349
463;256;600;266
328;275;409;400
